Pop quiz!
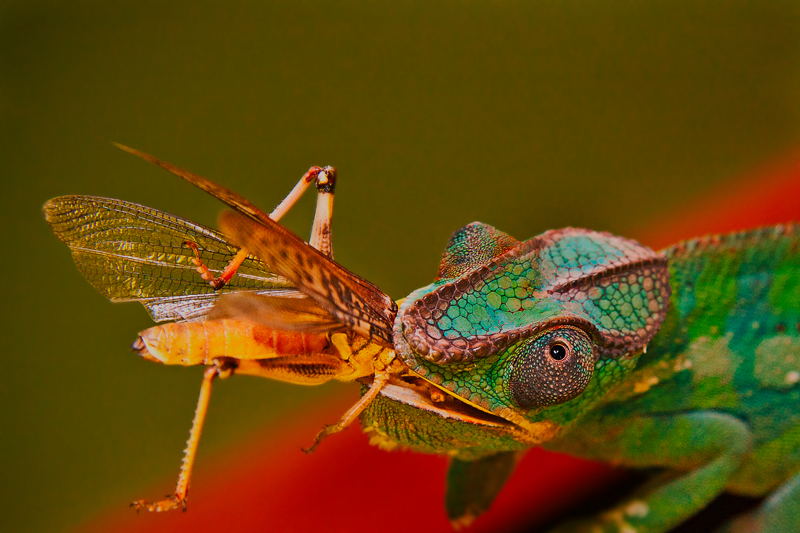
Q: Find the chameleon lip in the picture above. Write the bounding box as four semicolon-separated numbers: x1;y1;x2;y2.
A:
378;378;515;429
380;375;555;444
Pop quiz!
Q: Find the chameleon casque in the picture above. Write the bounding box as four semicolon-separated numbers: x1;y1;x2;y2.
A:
45;147;800;532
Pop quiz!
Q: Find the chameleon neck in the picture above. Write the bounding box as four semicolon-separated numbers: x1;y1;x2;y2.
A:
644;224;799;367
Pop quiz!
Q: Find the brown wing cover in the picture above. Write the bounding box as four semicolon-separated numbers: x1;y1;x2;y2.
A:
219;211;397;346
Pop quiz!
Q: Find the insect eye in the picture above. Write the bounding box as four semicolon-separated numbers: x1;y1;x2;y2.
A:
506;326;595;409
549;342;568;361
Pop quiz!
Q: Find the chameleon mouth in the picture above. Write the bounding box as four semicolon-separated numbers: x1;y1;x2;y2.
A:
380;376;516;430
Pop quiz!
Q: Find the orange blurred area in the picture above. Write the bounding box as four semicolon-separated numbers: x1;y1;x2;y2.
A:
74;150;800;533
639;148;800;249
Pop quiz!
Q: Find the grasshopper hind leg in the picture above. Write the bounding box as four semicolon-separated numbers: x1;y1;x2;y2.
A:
130;359;234;513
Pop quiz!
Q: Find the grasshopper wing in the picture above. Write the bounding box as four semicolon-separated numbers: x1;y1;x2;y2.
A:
43;195;301;323
114;143;275;226
209;292;346;333
219;210;397;346
112;143;397;341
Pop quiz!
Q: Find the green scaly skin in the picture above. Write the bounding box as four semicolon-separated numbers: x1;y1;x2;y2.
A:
361;222;800;532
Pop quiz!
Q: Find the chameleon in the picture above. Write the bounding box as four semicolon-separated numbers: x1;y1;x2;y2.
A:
363;221;800;532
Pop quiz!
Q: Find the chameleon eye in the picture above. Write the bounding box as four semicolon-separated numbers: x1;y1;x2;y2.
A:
506;326;595;408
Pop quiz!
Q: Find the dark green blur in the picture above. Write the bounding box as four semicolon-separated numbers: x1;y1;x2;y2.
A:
1;1;798;532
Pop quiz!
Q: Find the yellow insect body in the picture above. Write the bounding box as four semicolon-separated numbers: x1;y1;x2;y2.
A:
134;319;330;366
134;319;397;385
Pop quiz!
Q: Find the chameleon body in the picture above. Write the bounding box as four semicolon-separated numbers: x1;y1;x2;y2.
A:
362;222;800;532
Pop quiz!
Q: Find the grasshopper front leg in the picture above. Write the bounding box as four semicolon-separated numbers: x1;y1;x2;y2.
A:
114;142;338;284
185;165;336;288
548;411;752;533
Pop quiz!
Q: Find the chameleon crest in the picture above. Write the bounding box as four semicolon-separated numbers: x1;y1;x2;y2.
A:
395;223;671;370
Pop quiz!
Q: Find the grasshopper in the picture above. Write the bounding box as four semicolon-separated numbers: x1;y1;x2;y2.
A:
44;145;405;513
45;147;800;532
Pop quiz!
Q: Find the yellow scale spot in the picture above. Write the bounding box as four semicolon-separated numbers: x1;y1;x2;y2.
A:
755;336;800;389
673;356;693;372
687;333;736;384
625;501;649;517
598;500;647;533
365;426;399;451
633;376;659;394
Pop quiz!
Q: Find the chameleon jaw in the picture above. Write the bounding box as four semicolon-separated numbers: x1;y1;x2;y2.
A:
376;376;554;446
380;379;514;429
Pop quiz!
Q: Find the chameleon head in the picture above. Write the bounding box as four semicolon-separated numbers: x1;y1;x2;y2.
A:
388;223;671;449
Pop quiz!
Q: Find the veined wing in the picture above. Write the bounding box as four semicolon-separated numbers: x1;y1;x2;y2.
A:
43;195;302;322
219;210;397;347
112;144;398;345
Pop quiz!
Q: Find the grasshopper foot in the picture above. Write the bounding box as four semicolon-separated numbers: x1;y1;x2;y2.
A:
303;423;341;454
130;494;187;513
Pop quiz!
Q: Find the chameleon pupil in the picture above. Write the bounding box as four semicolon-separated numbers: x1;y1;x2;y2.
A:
550;343;567;360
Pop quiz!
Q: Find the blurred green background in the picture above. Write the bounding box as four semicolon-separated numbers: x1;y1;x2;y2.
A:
1;1;799;532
